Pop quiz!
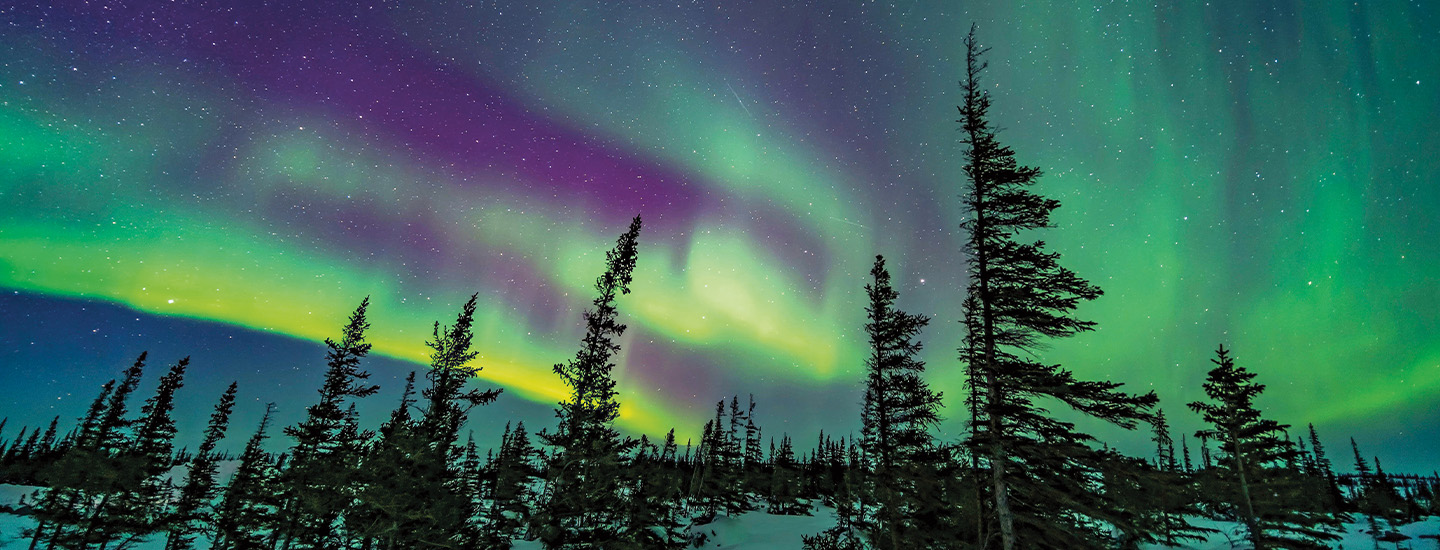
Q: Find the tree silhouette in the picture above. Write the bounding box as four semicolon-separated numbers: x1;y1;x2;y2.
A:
214;403;280;550
956;24;1158;549
166;382;238;550
536;215;643;549
277;297;380;550
857;255;942;549
1188;345;1345;549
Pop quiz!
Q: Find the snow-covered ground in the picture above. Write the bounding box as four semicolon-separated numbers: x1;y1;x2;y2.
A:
2;484;1436;549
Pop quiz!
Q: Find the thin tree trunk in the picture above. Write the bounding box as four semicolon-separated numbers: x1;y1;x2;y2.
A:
28;519;47;550
1230;431;1261;550
990;410;1015;550
78;492;114;550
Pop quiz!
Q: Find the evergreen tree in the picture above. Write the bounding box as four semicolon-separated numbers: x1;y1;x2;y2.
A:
535;216;643;549
214;404;280;550
1351;439;1386;548
1151;409;1178;472
418;294;501;458
619;433;688;550
486;421;539;546
724;395;750;516
1306;425;1346;514
766;434;807;515
108;356;190;543
1101;449;1212;548
955;25;1159;549
1188;345;1345;549
277;297;380;550
33;352;149;550
1350;439;1406;545
691;400;744;521
26;379;114;550
358;297;502;550
456;434;488;549
37;417;60;459
1181;435;1194;474
166;382;238;550
1371;456;1405;522
742;395;766;500
349;372;421;549
852;255;943;550
802;440;866;550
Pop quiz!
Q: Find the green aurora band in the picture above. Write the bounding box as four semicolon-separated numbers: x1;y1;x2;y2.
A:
1;1;1437;454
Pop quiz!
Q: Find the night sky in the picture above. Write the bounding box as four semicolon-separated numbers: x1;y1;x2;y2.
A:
2;1;1437;471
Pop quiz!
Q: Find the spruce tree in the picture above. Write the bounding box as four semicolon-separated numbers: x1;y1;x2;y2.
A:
535;215;643;549
956;25;1159;549
1188;345;1345;549
363;297;502;550
1181;435;1193;474
691;400;745;521
1306;425;1346;514
34;352;150;550
1351;440;1386;548
166;382;238;550
766;434;807;515
456;434;487;549
855;255;942;550
689;418;722;521
620;433;688;550
27;379;114;550
486;421;539;546
742;395;765;501
418;294;501;458
724;395;750;516
214;404;280;550
349;372;421;550
1151;409;1178;472
108;356;190;543
277;297;380;550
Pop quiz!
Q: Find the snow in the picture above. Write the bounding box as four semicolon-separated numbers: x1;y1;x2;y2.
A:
1;484;1436;549
688;507;838;549
1136;516;1440;550
507;507;836;550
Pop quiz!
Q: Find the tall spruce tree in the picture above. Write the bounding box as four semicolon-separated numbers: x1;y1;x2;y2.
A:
214;404;280;550
536;215;642;549
1351;439;1386;548
742;395;765;500
166;382;238;550
27;380;114;550
724;396;751;516
277;297;380;550
955;25;1159;549
1305;425;1346;514
34;352;150;550
1187;345;1345;549
107;356;190;544
365;296;501;550
855;255;942;550
349;372;421;549
692;400;745;521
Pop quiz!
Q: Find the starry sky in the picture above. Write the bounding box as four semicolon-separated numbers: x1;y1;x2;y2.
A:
1;1;1437;471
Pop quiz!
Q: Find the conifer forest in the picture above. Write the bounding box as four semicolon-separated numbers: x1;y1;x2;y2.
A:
2;2;1439;549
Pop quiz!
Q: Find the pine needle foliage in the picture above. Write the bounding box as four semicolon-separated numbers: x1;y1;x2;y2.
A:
955;24;1159;550
536;215;643;549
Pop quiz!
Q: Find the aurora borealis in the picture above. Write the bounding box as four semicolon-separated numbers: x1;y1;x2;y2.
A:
2;1;1438;470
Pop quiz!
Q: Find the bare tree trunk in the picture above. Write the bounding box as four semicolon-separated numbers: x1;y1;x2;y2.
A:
1231;431;1262;550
